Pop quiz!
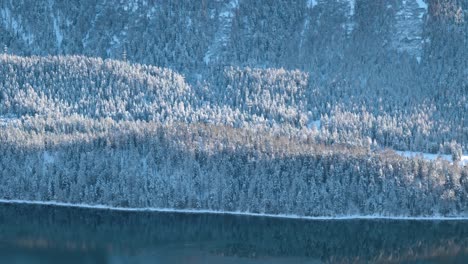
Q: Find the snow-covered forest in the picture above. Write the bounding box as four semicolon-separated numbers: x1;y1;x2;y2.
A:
0;55;466;154
2;114;468;216
0;0;467;217
0;55;467;217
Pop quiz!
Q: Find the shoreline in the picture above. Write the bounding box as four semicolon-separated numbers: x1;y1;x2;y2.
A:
1;199;467;221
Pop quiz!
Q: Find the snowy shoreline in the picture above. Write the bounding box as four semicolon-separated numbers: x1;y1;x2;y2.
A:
1;199;467;221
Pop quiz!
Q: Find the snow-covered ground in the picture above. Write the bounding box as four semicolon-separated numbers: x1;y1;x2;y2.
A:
43;151;56;164
307;119;321;130
0;199;466;221
346;0;356;17
416;0;428;11
307;0;318;9
344;0;356;34
306;118;467;166
396;150;468;166
52;16;63;48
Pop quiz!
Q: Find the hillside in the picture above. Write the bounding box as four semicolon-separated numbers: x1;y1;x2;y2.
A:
0;0;467;218
0;55;467;217
0;1;466;152
0;54;466;153
0;1;466;91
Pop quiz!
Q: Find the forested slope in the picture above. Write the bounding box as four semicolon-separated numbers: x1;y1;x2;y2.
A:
0;55;467;217
0;0;467;218
1;55;466;153
0;1;466;96
0;0;466;153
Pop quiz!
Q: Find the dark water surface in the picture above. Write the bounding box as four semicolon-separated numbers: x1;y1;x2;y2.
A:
0;203;467;263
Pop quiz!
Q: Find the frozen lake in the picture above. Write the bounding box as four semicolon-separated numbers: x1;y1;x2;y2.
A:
0;203;467;263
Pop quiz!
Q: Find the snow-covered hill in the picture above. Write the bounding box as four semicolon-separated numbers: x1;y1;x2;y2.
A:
0;1;467;218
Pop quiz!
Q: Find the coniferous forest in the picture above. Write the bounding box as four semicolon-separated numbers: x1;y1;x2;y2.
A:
0;0;467;217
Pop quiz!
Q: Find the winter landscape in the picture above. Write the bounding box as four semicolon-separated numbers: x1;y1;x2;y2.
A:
0;0;467;263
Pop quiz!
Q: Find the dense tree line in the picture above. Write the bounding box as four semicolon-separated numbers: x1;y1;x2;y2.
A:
0;1;465;88
1;114;467;217
0;55;465;154
0;0;466;217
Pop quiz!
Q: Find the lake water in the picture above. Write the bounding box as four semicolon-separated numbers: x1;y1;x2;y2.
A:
0;203;467;263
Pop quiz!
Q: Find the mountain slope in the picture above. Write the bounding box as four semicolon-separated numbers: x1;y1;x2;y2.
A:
0;55;467;217
0;1;466;82
0;1;467;217
0;54;466;153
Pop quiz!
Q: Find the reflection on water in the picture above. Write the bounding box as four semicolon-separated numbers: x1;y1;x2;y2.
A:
0;203;467;263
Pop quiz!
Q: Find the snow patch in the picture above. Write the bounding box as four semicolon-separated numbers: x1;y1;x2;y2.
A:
122;2;139;13
145;4;158;20
342;0;356;34
52;17;63;49
395;150;468;167
299;17;310;51
347;0;356;17
307;119;321;130
111;35;120;45
1;199;467;221
307;0;318;9
43;151;55;164
416;0;428;11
